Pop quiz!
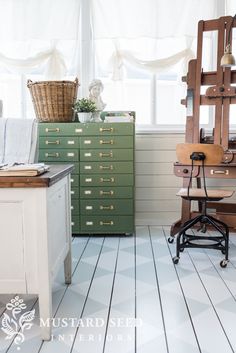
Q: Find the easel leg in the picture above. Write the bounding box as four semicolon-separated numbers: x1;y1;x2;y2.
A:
181;178;192;224
170;179;191;236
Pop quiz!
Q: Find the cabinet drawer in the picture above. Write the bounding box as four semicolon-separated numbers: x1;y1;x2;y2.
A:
80;174;134;186
174;165;199;178
39;161;80;174
80;149;133;161
80;162;133;174
39;136;79;149
80;216;134;234
71;187;79;199
72;217;80;234
39;123;84;136
204;166;232;178
82;123;134;136
80;199;133;215
70;174;79;187
80;186;133;199
71;199;80;215
80;136;133;149
39;149;79;162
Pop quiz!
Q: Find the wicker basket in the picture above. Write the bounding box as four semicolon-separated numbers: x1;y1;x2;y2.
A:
27;78;79;122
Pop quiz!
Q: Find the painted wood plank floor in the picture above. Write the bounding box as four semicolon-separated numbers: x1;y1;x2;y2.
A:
1;227;236;353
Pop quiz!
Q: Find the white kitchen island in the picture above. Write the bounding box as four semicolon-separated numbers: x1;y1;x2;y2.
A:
0;164;73;340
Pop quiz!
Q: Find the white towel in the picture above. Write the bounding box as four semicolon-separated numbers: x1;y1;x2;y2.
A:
4;119;37;164
0;119;7;163
29;120;38;163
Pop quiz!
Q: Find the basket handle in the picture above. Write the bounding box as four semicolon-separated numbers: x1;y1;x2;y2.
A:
27;79;33;87
74;77;79;85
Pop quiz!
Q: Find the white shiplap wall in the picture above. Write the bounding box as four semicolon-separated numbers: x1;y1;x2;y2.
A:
135;133;236;226
135;133;184;226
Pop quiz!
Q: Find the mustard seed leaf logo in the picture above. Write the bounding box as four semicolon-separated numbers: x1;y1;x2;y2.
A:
1;296;35;348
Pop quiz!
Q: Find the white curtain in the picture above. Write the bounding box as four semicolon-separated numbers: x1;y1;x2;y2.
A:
91;0;217;79
0;0;80;79
226;0;236;14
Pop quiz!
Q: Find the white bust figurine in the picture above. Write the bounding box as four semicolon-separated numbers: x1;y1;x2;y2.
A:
89;79;106;121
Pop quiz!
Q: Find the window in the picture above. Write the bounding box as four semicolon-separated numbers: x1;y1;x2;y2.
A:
90;0;219;130
0;0;80;119
0;0;235;131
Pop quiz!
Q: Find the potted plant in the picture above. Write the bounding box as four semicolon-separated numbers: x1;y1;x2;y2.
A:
73;98;96;123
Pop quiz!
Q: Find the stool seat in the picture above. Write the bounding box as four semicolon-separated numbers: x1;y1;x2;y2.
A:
177;188;234;199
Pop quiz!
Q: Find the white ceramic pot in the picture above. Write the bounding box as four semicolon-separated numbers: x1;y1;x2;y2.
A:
78;112;92;123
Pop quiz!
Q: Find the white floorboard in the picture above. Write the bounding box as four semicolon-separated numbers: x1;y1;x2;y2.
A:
1;229;236;353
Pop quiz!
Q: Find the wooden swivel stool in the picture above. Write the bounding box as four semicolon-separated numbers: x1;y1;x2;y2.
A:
169;144;234;268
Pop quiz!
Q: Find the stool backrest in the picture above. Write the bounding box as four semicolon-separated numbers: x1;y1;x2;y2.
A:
176;143;224;165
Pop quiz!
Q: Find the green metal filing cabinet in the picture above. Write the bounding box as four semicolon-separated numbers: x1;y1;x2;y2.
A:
38;122;135;235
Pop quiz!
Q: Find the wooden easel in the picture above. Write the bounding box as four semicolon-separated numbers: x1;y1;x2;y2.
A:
171;16;236;236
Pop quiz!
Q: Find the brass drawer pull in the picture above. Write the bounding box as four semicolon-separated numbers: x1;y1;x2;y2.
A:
100;177;115;183
99;165;113;170
45;128;60;133
100;140;114;145
71;206;74;210
100;190;114;196
71;178;74;183
45;140;60;145
99;152;113;158
100;221;114;226
86;221;94;226
210;169;229;175
45;152;59;158
71;222;75;226
71;190;75;195
99;127;114;133
100;205;114;210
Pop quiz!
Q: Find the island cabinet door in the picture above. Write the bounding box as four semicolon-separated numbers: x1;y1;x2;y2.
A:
0;198;27;292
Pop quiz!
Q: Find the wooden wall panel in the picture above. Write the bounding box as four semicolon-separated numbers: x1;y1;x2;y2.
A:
135;133;236;226
135;134;184;225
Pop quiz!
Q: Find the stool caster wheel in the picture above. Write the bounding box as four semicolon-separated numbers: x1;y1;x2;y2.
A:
180;248;184;252
220;259;228;268
168;237;174;244
172;256;179;265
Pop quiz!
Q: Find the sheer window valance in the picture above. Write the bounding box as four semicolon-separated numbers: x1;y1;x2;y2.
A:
0;0;80;79
92;0;217;78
